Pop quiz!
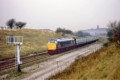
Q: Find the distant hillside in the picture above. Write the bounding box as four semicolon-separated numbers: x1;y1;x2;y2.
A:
82;28;108;36
0;29;62;60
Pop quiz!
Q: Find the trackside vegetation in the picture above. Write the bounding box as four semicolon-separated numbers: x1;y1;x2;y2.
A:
108;21;120;44
0;29;62;60
48;43;120;80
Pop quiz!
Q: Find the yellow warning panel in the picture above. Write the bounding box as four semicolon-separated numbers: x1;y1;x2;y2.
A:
47;43;57;50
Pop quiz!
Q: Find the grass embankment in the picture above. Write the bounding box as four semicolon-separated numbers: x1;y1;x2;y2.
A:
0;29;62;60
49;43;120;80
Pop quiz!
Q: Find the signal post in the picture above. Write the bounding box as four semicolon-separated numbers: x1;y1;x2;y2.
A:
6;35;23;72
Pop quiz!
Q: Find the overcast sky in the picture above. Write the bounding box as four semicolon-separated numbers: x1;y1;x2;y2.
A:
0;0;120;31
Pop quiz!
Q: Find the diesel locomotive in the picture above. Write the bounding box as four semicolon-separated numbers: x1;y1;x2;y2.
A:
47;37;98;55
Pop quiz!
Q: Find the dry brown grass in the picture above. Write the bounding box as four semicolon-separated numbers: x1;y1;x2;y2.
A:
0;29;62;60
48;43;120;80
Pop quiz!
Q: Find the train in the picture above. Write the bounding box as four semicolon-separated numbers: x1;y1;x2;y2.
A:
47;36;99;55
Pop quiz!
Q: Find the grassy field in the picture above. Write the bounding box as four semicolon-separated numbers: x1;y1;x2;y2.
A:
48;43;120;80
0;29;62;60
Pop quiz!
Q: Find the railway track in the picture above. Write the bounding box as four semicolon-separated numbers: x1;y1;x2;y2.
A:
0;51;49;75
0;41;99;75
0;48;78;75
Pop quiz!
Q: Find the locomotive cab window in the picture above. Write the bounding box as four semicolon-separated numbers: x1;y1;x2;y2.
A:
49;39;57;43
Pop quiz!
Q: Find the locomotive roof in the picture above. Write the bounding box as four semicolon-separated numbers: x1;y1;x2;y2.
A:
49;38;74;43
56;38;74;42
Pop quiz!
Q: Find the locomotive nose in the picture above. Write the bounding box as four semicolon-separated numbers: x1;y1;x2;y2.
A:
47;43;57;50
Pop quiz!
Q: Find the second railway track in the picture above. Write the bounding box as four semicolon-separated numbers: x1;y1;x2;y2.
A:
0;51;49;75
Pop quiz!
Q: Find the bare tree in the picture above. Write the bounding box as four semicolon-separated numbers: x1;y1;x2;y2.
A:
6;19;15;29
108;21;120;44
16;22;26;29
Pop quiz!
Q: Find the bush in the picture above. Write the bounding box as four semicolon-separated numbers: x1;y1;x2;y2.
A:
108;21;120;45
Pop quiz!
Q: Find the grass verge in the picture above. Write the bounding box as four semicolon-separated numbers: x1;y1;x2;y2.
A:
48;43;120;80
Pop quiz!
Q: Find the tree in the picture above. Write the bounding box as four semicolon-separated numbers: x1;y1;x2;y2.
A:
107;29;113;41
16;22;26;29
108;21;120;44
56;27;73;34
56;27;63;33
75;31;90;37
6;19;15;29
